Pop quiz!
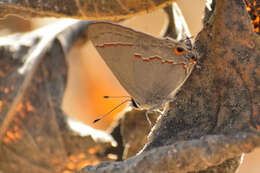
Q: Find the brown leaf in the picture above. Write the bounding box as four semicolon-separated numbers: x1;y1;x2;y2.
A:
0;20;116;173
79;0;260;172
120;109;157;159
79;132;260;173
0;0;176;20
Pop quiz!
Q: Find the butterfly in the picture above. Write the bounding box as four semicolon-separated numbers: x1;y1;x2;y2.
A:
88;22;197;121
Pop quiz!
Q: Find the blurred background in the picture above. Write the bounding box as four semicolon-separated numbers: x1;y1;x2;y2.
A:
0;0;259;172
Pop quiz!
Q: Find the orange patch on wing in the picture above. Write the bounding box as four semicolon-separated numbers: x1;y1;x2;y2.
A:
174;47;185;55
134;55;142;59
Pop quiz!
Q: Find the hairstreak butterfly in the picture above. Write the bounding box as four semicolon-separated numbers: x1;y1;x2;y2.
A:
88;22;197;122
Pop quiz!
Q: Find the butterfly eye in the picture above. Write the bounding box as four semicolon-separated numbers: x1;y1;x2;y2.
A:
174;47;185;55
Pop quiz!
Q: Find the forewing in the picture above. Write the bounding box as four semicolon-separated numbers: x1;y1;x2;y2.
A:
88;22;193;106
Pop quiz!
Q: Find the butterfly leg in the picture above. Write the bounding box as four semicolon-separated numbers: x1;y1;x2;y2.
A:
145;111;153;127
145;108;162;128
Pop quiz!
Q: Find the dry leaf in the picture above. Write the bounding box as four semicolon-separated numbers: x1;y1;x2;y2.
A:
0;20;116;173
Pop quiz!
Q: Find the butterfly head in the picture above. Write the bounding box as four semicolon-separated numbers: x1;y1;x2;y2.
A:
162;37;197;66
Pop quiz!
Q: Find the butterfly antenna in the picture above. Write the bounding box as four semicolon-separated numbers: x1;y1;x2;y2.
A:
93;99;131;123
104;96;131;99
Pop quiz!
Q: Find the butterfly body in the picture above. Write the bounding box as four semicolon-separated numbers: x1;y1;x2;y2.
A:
88;22;196;114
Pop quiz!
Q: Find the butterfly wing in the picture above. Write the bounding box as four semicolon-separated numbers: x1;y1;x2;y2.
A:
88;22;195;109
